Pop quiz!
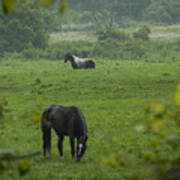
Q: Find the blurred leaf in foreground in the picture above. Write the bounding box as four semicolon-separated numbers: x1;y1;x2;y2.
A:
18;159;34;176
59;0;67;13
0;149;16;161
31;112;41;122
0;162;5;175
2;0;16;14
39;0;54;7
151;102;165;113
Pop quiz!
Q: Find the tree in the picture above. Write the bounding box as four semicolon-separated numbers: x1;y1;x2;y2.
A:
0;1;49;55
133;25;151;41
143;0;180;24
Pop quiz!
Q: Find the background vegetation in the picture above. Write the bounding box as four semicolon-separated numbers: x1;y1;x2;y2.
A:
0;0;180;179
0;0;180;61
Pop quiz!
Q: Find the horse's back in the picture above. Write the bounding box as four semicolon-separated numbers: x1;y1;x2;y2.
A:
42;104;66;124
42;104;86;137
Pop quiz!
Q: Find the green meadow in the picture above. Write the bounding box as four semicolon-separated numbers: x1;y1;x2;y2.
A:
0;59;180;179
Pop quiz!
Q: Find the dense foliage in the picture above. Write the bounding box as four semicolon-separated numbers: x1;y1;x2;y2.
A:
133;25;151;41
66;0;180;25
3;25;179;64
0;1;50;56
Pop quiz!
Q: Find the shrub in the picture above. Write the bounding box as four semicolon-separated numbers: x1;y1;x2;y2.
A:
133;25;151;41
0;1;49;55
92;38;146;60
47;41;93;60
97;26;130;41
22;48;48;60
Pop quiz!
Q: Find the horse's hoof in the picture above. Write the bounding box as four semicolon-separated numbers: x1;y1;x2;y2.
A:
60;156;64;161
76;158;80;162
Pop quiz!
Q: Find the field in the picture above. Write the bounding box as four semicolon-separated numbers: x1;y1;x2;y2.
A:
49;24;180;43
0;59;180;179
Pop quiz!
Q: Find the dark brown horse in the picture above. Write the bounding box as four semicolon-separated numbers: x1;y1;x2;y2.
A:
64;53;95;69
41;104;88;161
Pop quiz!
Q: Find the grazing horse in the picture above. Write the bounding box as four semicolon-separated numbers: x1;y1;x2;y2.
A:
41;104;88;161
64;53;95;69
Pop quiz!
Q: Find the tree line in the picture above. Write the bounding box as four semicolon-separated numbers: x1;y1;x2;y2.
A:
0;0;180;56
66;0;180;24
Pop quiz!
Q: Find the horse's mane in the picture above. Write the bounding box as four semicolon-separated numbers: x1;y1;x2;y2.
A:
71;106;87;136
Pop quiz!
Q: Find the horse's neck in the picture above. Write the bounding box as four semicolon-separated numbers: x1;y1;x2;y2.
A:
69;56;78;68
76;108;87;136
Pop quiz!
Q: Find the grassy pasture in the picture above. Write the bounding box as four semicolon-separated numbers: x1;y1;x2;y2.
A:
0;59;180;179
149;25;180;41
49;24;180;43
49;31;97;44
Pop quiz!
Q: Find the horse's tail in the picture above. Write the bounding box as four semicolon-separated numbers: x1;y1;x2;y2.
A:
88;60;95;68
92;60;95;68
41;108;52;156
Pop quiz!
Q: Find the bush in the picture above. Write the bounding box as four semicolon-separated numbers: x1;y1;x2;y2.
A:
12;41;94;60
104;85;180;179
92;38;146;60
0;1;49;55
97;26;130;41
1;30;179;63
133;25;151;41
22;48;48;60
47;41;93;60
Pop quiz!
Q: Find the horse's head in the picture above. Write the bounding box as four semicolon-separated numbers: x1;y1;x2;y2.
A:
77;135;88;161
64;53;72;63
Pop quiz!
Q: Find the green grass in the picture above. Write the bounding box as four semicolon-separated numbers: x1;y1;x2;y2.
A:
49;24;180;43
49;31;97;44
0;59;180;179
122;24;180;41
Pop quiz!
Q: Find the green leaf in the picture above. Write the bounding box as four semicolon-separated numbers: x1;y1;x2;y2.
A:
151;102;165;113
18;159;34;176
0;162;5;175
167;134;180;149
2;0;16;14
59;0;67;13
31;112;41;122
39;0;55;7
0;149;16;161
171;84;180;105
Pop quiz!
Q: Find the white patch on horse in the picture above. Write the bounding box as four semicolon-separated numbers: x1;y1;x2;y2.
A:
73;56;87;68
79;144;83;148
78;144;83;155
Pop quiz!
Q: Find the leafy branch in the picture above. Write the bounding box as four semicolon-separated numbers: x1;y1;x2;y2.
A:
0;149;40;176
1;0;68;14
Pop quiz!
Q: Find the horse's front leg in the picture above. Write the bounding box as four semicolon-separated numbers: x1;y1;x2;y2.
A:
69;136;75;159
76;138;80;161
58;134;64;160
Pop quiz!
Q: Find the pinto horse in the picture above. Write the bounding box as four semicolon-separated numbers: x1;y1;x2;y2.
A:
41;104;88;161
64;53;95;69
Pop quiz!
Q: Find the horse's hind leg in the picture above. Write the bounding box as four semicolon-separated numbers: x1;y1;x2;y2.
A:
69;137;75;159
58;134;64;159
42;125;51;157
